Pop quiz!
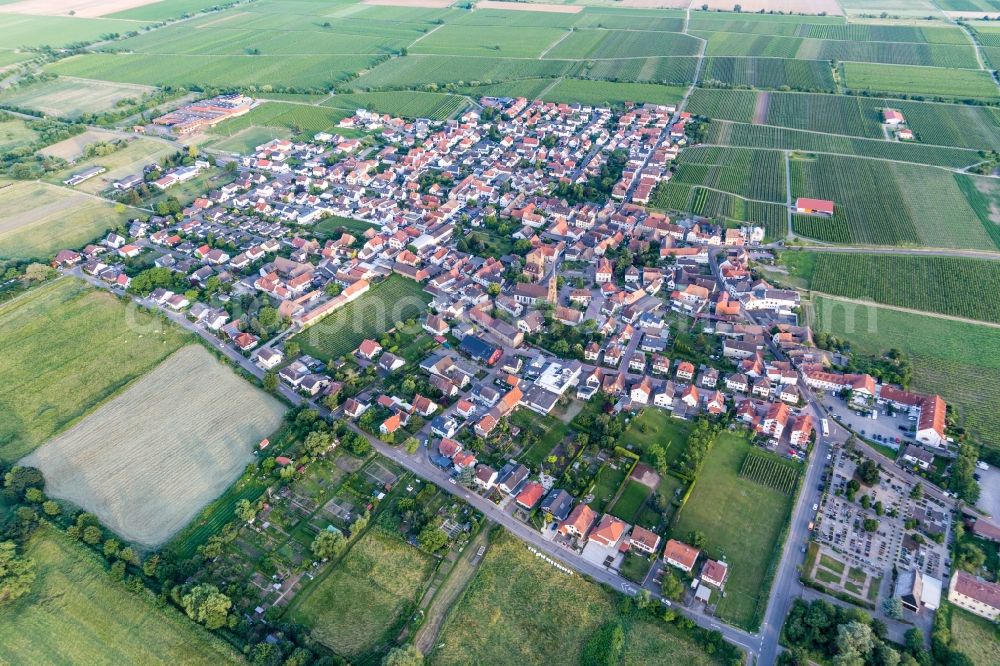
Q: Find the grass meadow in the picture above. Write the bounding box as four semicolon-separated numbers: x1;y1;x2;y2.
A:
290;527;435;660
431;532;727;666
291;274;431;362
0;278;191;462
813;295;1000;458
23;345;285;548
0;180;136;260
0;77;155;119
0;525;242;665
0;118;38;153
948;605;1000;666
673;433;797;631
48;138;172;194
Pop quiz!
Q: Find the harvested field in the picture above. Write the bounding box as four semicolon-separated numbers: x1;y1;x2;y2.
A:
24;345;285;548
38;128;118;160
0;278;190;462
49;137;172;194
0;0;164;18
364;0;454;6
477;1;583;11
0;77;155;119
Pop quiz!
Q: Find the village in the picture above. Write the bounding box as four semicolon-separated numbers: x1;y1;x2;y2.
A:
47;93;1000;653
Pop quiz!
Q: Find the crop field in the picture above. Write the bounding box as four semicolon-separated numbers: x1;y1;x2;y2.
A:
291;274;431;361
0;180;136;260
673;432;797;631
790;154;992;248
650;182;788;240
290;527;435;660
700;32;805;58
0;526;242;665
0;117;38;152
37;128;118;160
0;77;155;119
410;24;564;58
799;253;1000;324
348;54;578;90
544;29;701;59
48;52;381;89
49;138;172;194
739;450;799;495
0;12;148;49
841;62;999;99
0;49;34;70
688;15;966;44
581;56;698;85
958;175;1000;249
209;101;351;137
541;79;687;107
432;532;726;666
813;296;1000;454
324;90;468;120
0;278;191;462
703;121;982;169
669;147;787;204
701;57;836;91
107;0;244;20
23;345;285;548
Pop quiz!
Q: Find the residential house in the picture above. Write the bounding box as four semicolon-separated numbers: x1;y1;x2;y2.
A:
663;539;700;573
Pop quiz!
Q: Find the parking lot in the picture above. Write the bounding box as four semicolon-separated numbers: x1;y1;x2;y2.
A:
821;395;921;453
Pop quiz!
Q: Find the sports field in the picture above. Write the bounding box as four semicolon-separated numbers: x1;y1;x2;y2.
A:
0;526;242;665
290;527;435;659
0;278;191;462
0;180;137;260
23;345;285;547
673;433;797;631
813;295;1000;456
431;532;728;666
0;77;155;119
291;274;431;361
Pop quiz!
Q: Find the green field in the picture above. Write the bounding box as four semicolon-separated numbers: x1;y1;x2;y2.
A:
411;24;565;58
949;605;1000;666
0;278;190;461
0;13;148;49
48;138;172;194
790;154;995;249
0;180;138;261
108;0;244;20
539;80;687;108
208;101;351;137
544;29;701;59
621;408;693;469
702;57;835;91
312;214;377;237
590;462;629;514
703;120;982;169
0;117;38;152
510;409;569;468
610;479;653;523
669;146;787;204
841;62;999;99
431;532;727;666
673;433;797;631
789;252;1000;324
324;90;469;120
210;125;292;154
348;54;579;91
0;77;154;120
290;274;431;362
0;526;241;665
290;527;434;660
813;295;1000;453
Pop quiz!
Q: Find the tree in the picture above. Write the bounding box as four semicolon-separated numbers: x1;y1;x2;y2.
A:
836;621;874;663
235;498;257;523
0;541;36;605
863;518;879;532
660;571;685;601
958;542;986;573
263;371;278;393
857;459;881;486
910;483;923;500
688;531;706;548
903;628;924;656
311;530;346;560
82;525;103;545
182;584;232;630
303;430;332;458
882;596;903;619
418;524;448;553
42;500;60;516
383;644;424;666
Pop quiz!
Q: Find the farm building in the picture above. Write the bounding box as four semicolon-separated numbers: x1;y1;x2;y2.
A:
794;198;835;217
883;109;905;125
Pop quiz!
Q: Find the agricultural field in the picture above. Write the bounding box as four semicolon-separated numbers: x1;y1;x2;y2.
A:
410;24;565;58
543;29;701;59
790;154;994;249
37;128;118;160
324;90;468;120
48;52;382;89
208;101;351;139
701;57;836;91
702;121;983;169
738;450;799;495
107;0;244;20
948;605;1000;666
813;295;1000;455
0;117;38;152
0;526;242;665
0;180;137;261
0;278;191;462
0;49;34;70
668;146;786;203
290;527;435;660
958;175;1000;250
23;345;285;548
49;137;172;194
291;274;431;362
539;80;687;107
841;62;1000;100
348;54;579;91
431;532;728;666
0;77;155;119
0;12;148;48
673;432;798;631
788;252;1000;324
210;125;292;154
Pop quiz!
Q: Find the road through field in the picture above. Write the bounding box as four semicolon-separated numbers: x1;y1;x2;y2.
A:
808;291;1000;329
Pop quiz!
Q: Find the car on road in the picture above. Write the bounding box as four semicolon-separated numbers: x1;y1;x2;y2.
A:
812;503;819;511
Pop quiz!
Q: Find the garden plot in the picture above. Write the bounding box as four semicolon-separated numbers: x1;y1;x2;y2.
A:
24;345;285;548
